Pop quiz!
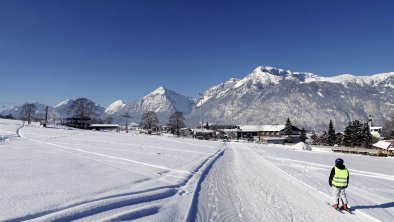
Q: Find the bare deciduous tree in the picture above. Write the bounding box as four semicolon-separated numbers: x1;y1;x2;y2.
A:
68;98;97;119
168;112;185;135
140;111;159;130
20;103;37;125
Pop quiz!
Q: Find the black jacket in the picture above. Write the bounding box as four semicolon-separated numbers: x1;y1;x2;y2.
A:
329;164;349;188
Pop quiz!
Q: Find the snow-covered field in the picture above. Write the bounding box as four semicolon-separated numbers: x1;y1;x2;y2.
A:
1;119;393;221
0;119;224;221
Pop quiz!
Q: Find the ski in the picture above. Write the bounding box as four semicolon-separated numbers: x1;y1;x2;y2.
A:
325;202;344;214
343;208;355;215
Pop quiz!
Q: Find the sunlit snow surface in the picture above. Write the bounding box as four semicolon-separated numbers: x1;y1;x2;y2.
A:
1;119;393;222
0;119;223;221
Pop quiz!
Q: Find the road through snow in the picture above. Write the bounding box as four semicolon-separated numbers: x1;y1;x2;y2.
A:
193;142;371;222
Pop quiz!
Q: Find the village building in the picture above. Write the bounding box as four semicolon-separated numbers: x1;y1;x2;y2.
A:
239;124;301;144
90;124;120;131
372;140;394;156
62;117;91;129
223;128;242;140
368;115;383;139
192;129;215;140
370;126;383;138
179;128;192;136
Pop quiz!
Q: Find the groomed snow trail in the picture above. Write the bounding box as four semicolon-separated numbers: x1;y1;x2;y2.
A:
193;142;370;222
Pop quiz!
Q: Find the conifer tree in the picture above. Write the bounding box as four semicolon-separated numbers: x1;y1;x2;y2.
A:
362;123;373;148
311;132;318;145
319;131;328;145
284;118;292;142
343;122;352;147
327;120;337;146
353;120;363;147
300;128;307;142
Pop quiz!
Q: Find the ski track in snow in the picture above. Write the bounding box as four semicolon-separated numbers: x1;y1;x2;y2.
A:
1;121;224;221
265;157;394;181
2;120;393;221
192;142;376;222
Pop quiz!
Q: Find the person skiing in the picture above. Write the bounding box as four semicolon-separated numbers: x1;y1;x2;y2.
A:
329;158;349;211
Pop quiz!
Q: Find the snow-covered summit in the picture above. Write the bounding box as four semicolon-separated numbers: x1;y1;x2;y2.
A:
310;72;394;87
233;66;320;89
108;86;194;124
234;67;282;88
105;100;126;114
253;66;290;76
235;66;394;88
141;86;194;113
54;99;71;108
145;86;168;98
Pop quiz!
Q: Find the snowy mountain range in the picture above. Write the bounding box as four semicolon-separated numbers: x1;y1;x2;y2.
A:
186;66;394;131
1;66;393;132
0;102;54;119
0;99;107;120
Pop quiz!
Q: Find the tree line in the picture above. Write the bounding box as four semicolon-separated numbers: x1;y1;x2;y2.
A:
10;99;394;142
310;119;375;148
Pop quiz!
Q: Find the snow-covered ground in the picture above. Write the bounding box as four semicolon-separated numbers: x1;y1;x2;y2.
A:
1;119;393;221
191;142;393;222
0;119;223;221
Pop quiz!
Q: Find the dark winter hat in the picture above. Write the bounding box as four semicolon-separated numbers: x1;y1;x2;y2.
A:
335;158;344;166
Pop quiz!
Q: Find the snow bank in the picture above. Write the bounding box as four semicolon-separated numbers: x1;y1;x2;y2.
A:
292;142;312;151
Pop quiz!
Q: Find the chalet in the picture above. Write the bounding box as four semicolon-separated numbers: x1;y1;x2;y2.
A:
179;128;192;136
239;124;301;143
192;129;215;140
372;140;393;156
62;117;91;129
223;128;241;140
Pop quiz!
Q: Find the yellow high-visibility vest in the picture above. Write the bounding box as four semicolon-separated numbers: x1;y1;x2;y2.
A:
332;166;349;187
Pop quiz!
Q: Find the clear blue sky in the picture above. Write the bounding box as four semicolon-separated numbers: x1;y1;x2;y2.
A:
1;0;394;108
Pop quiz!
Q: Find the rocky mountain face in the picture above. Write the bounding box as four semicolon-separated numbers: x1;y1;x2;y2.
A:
108;86;195;125
185;66;394;131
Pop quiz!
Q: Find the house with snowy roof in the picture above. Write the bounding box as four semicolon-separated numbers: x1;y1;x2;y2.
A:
239;124;301;143
372;140;393;156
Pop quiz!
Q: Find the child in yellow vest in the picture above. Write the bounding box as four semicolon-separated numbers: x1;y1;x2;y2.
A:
329;158;349;210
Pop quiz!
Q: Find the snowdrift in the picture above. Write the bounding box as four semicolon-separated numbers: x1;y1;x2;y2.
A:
292;142;312;151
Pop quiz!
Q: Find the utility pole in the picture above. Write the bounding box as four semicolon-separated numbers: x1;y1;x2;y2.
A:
123;112;132;133
199;93;204;131
44;106;48;127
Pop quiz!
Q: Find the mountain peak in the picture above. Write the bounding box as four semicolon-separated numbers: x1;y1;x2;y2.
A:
253;66;290;76
148;86;168;96
105;100;126;114
54;99;71;108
